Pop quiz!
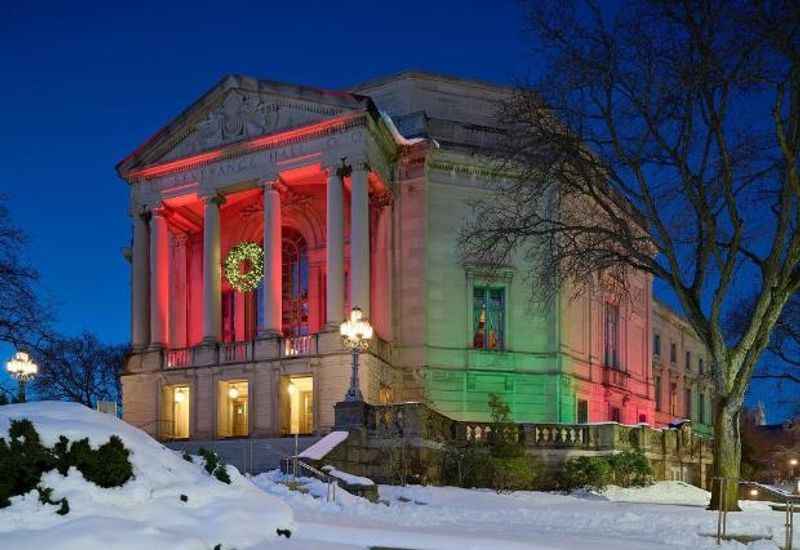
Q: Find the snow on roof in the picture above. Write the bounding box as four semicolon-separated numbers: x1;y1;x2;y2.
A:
379;111;427;147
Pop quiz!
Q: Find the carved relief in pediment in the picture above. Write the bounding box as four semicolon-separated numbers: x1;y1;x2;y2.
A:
162;91;341;161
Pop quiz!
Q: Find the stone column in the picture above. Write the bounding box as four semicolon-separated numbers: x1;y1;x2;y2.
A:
149;207;169;349
202;194;225;344
131;209;150;351
326;165;345;326
260;181;282;336
350;161;370;318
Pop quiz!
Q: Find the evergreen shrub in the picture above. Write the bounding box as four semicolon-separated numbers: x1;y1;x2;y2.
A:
560;456;612;492
560;450;653;492
0;418;134;513
607;450;652;487
198;448;231;484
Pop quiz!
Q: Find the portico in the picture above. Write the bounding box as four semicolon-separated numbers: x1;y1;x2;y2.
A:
118;76;402;440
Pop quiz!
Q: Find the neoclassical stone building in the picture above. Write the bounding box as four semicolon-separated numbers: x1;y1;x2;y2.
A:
118;71;712;442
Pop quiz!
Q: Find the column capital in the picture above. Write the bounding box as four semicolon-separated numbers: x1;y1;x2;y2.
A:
129;203;151;221
343;150;369;172
149;202;168;218
351;159;370;173
259;179;287;194
201;193;226;207
369;189;394;209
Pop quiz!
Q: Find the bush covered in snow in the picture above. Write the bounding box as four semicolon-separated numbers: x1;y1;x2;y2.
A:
0;401;293;550
197;448;231;484
0;417;133;512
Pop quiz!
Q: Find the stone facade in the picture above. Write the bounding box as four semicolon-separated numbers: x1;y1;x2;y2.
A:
652;300;716;436
118;71;716;451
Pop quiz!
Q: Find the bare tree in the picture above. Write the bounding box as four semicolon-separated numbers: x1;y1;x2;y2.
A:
0;195;50;351
31;332;128;408
460;0;800;509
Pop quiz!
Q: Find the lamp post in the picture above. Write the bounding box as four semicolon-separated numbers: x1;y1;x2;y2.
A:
340;307;373;402
6;351;37;403
790;458;799;493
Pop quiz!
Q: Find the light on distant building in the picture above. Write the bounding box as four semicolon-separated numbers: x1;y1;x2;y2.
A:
228;386;240;400
749;488;759;497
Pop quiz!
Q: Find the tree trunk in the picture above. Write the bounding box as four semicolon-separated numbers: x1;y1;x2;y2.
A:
708;399;742;511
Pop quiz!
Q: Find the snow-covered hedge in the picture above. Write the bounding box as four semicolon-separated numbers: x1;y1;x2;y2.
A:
0;401;293;550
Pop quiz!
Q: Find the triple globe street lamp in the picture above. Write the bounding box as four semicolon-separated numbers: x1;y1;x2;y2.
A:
340;307;373;402
6;351;38;403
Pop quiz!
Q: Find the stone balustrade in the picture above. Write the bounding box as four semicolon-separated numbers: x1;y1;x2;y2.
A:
129;331;392;372
328;401;714;488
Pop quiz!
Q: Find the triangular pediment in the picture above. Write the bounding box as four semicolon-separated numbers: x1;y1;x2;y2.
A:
118;75;372;177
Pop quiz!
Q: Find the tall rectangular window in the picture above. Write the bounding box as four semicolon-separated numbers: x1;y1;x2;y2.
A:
684;387;692;419
222;290;236;343
605;303;620;369
610;406;621;423
685;351;692;373
473;286;505;350
699;357;704;375
577;399;589;424
670;342;677;363
699;391;706;424
655;376;662;411
654;333;661;356
670;383;677;415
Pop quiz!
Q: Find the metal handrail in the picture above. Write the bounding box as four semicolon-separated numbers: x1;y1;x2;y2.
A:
283;455;338;503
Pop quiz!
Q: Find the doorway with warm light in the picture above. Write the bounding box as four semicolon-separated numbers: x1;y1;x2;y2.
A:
279;375;314;435
217;380;249;438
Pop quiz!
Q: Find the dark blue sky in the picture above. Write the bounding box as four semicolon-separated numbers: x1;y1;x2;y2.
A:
0;1;791;420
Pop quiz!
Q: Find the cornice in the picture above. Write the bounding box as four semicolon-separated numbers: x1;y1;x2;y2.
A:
123;111;369;184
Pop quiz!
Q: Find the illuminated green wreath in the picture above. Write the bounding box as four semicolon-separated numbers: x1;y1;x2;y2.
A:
224;242;264;292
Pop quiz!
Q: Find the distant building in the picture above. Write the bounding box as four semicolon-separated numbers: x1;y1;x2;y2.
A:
651;300;716;436
117;72;716;443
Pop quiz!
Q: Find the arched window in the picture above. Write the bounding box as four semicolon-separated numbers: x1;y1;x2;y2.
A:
282;228;309;336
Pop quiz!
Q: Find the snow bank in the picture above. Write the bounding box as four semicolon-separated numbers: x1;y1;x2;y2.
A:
251;469;365;508
299;430;348;460
601;481;711;506
0;401;293;550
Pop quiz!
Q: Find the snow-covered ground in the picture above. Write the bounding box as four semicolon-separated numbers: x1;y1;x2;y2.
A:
253;471;794;550
1;401;795;549
0;402;293;550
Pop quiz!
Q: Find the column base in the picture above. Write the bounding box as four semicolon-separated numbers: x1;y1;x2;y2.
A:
130;344;147;354
147;342;165;352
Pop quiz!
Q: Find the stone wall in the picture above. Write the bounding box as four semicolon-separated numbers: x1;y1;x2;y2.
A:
314;402;713;489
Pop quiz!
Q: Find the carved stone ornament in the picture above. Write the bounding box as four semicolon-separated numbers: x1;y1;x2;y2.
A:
167;92;280;159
